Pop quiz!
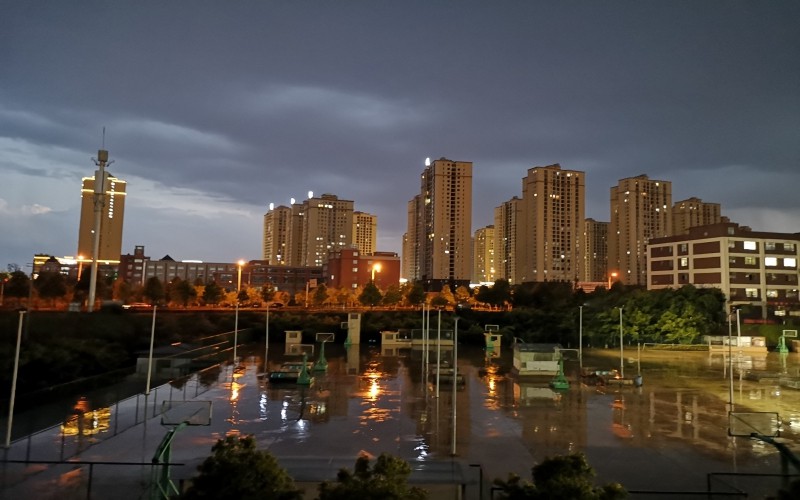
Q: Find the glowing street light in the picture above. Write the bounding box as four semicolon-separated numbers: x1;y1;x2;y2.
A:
608;271;618;290
618;305;624;378
371;263;382;282
233;260;245;363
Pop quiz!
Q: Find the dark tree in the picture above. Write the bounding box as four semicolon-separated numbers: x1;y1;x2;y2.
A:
493;453;627;500
34;271;67;306
143;276;165;305
359;282;383;307
382;284;403;306
181;434;302;500
169;278;197;307
260;282;276;303
313;283;329;306
5;270;30;306
202;281;223;305
318;453;426;500
405;282;426;307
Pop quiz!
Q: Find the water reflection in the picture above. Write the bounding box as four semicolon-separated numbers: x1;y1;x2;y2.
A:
221;345;800;491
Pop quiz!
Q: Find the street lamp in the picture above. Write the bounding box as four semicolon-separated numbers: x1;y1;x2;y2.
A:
608;271;618;290
145;305;158;395
371;263;382;283
5;309;26;447
618;305;624;378
76;255;84;281
233;260;244;363
451;316;459;456
578;305;584;371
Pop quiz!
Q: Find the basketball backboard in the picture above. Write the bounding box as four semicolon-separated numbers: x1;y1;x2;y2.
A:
728;412;780;437
160;400;212;426
316;332;335;342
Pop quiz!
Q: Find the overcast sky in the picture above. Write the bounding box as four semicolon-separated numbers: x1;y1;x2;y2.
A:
2;1;798;269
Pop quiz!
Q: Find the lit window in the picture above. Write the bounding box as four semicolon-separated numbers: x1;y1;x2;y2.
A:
786;243;796;252
743;241;757;250
785;258;797;267
745;256;757;265
765;242;776;251
765;257;777;267
766;290;779;298
745;288;758;298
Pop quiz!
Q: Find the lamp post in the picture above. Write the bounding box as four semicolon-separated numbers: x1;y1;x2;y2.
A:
145;305;157;395
233;260;244;363
436;308;441;398
451;316;459;456
5;309;26;447
76;255;84;281
618;305;624;378
608;271;618;290
578;305;584;371
264;302;270;374
371;263;382;283
88;149;110;313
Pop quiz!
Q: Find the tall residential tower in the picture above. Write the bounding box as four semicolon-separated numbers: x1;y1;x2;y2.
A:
405;158;473;290
609;175;672;286
77;162;126;263
518;164;585;283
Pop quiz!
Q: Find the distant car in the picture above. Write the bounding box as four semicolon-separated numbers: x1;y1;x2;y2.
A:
270;303;284;308
123;302;152;311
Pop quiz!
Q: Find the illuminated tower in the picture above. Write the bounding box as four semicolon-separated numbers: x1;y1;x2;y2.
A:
300;193;354;267
406;158;473;290
473;225;495;283
352;211;377;256
262;204;292;264
583;218;608;282
77;153;126;263
609;174;672;286
672;197;723;235
494;196;522;284
518;164;585;283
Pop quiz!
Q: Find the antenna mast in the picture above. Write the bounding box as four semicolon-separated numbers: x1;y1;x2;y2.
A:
87;129;113;312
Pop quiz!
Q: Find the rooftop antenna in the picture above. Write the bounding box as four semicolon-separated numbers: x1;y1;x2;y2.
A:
87;128;113;312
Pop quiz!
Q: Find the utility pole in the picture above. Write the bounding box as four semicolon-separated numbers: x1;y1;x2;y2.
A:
87;139;112;312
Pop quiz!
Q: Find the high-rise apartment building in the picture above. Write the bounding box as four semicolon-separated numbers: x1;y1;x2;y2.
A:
262;205;292;264
403;196;422;281
672;197;723;235
405;158;473;290
352;211;377;256
518;164;585;283
473;225;495;283
264;193;356;267
609;175;672;286
77;163;126;263
300;194;354;267
583;218;608;282
493;197;522;284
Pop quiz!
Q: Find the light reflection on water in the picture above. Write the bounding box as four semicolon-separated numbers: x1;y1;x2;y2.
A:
221;344;800;491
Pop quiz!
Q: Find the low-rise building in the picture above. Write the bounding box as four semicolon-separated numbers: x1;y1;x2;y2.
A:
648;222;800;319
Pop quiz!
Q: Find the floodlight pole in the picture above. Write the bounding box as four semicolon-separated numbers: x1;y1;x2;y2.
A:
264;303;270;373
579;305;584;371
146;305;157;395
451;316;459;456
618;306;624;378
436;308;441;398
87;149;110;312
5;310;25;448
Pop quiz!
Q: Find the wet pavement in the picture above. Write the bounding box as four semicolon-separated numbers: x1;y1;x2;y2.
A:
2;343;800;499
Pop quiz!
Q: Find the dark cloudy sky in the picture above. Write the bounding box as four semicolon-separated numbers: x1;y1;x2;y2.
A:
2;1;798;269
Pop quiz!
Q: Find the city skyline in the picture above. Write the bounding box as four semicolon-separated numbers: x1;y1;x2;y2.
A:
2;2;799;269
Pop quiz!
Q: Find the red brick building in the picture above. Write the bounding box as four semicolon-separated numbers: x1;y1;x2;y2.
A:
324;248;400;290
